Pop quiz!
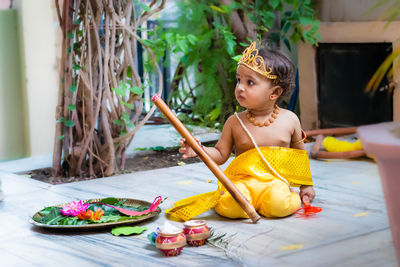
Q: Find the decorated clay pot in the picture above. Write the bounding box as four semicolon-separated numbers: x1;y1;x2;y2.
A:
183;220;210;246
155;230;186;257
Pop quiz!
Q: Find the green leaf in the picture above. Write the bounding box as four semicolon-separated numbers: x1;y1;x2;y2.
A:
120;81;129;90
299;17;315;26
283;21;291;34
176;39;188;52
65;120;75;127
270;0;280;9
282;36;292;52
73;43;81;52
187;34;198;45
138;2;152;12
112;226;147;236
113;87;126;96
290;30;302;43
121;112;130;122
122;101;133;109
57;117;66;123
57;135;65;140
181;55;187;64
38;207;63;225
226;38;236;56
67;104;76;111
113;119;124;126
127;66;133;77
265;11;275;21
73;64;81;71
99;197;120;205
151;146;165;151
140;4;151;12
67;31;74;39
129;86;144;95
208;107;221;121
142;39;155;47
232;55;242;62
69;85;77;92
126;122;135;128
209;5;226;13
97;215;127;223
58;217;88;225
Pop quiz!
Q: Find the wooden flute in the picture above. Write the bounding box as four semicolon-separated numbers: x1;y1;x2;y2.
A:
152;94;260;223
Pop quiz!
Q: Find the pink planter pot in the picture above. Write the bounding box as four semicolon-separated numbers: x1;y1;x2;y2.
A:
183;220;210;246
358;122;400;264
155;230;186;257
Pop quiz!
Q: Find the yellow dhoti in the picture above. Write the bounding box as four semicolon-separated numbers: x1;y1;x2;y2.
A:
166;146;313;221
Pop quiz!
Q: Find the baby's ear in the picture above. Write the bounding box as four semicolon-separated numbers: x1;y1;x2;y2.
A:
272;86;283;97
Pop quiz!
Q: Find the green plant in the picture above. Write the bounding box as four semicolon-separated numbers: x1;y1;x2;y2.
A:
153;0;321;129
365;0;400;95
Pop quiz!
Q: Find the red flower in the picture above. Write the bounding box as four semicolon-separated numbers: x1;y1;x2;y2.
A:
77;208;104;220
92;208;104;220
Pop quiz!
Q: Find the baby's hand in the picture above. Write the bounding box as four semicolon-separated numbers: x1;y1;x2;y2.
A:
178;138;201;159
299;185;315;204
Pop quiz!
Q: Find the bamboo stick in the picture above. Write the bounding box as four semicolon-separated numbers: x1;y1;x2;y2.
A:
152;94;260;223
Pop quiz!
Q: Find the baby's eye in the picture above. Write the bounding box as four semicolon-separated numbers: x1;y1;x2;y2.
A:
236;78;240;84
248;80;254;85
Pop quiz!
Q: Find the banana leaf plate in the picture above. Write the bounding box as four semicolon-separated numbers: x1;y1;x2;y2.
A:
30;198;161;229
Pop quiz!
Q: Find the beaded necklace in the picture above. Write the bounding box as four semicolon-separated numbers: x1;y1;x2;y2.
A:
246;105;279;127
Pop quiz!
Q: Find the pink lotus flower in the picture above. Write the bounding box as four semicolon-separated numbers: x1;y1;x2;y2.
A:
61;200;89;216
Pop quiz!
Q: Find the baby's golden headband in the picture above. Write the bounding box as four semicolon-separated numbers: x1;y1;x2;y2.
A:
238;42;278;82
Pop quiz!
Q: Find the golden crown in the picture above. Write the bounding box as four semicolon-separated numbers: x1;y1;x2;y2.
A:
238;42;278;82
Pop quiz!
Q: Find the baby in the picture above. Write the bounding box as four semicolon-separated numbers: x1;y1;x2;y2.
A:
172;41;315;220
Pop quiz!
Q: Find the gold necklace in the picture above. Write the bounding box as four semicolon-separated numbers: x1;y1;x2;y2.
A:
246;105;280;127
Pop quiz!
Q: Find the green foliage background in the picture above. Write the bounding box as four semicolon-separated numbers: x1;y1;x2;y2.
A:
144;0;320;129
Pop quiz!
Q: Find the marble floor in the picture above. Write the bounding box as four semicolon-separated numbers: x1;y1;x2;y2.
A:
0;155;397;266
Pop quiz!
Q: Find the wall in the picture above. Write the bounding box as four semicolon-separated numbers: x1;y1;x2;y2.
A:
316;0;397;22
0;8;27;160
17;0;60;157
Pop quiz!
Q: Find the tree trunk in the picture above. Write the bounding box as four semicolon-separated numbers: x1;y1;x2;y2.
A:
53;0;165;178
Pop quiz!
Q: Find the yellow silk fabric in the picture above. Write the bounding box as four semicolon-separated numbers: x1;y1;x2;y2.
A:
166;146;313;221
323;136;363;152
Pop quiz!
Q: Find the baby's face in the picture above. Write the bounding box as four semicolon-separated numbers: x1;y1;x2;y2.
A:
235;65;275;109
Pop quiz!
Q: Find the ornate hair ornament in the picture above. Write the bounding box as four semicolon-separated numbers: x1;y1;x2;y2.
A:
238;42;279;83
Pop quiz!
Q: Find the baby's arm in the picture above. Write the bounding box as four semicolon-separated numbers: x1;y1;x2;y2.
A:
289;113;316;203
290;114;306;150
179;116;235;165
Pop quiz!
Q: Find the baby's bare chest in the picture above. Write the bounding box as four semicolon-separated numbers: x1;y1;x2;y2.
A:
232;124;292;154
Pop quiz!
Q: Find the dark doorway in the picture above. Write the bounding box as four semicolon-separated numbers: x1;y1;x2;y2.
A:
317;43;393;128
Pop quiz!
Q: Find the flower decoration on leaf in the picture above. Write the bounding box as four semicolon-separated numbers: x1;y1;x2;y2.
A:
33;196;163;226
77;208;104;220
61;200;89;216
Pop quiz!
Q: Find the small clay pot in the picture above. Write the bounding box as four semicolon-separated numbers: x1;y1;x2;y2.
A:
183;220;210;247
155;230;186;257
